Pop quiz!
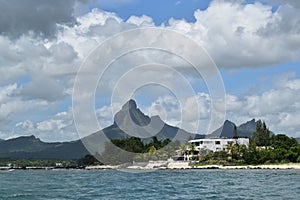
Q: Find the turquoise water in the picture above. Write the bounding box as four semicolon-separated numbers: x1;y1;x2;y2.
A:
0;169;299;199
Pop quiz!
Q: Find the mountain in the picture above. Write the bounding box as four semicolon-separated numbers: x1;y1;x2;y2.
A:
100;99;194;141
296;138;300;144
81;99;196;155
0;99;276;159
0;135;89;159
0;99;194;159
201;119;258;138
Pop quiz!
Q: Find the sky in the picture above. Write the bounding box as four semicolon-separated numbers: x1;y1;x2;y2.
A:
0;0;300;141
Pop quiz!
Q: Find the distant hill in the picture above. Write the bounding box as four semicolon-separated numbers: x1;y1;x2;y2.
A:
0;135;88;159
296;138;300;144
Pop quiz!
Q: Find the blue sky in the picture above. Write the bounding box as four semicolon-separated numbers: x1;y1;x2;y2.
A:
89;0;279;24
0;0;300;141
91;0;212;24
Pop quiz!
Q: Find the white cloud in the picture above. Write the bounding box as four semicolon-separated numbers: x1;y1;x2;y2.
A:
96;102;122;128
266;0;300;8
127;15;154;26
1;0;300;141
0;84;49;124
0;0;78;38
16;76;67;102
15;120;34;133
124;75;300;138
169;0;300;68
225;76;300;137
140;93;212;134
14;110;78;142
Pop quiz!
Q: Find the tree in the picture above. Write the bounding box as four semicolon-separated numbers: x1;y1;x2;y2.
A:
189;144;197;155
148;146;158;160
270;134;298;150
286;146;300;162
77;154;101;167
233;125;238;139
252;120;270;146
232;142;242;160
178;144;187;156
148;145;157;154
226;141;234;161
241;139;260;164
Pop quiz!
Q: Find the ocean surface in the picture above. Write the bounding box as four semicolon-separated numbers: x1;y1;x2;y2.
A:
0;169;299;199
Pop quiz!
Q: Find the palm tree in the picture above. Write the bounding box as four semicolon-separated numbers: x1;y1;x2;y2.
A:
148;145;157;154
179;144;187;154
232;142;241;160
148;145;157;160
189;144;197;155
226;141;234;161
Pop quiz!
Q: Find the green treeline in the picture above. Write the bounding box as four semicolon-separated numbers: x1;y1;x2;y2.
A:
100;137;180;165
0;159;78;168
0;155;103;168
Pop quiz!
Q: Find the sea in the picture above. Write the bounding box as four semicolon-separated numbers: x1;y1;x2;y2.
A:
0;169;299;199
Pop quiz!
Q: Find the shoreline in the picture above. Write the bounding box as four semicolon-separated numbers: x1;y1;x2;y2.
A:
85;162;300;170
1;163;300;171
192;163;300;170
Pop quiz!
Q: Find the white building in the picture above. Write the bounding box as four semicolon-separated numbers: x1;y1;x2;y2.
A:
188;138;249;152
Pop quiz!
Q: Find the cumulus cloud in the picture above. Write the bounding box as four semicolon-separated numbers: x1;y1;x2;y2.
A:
96;102;122;128
56;1;300;71
169;0;300;68
0;0;80;38
265;0;300;8
0;83;49;133
224;76;300;138
16;76;67;102
141;75;300;137
14;110;77;142
1;0;300;141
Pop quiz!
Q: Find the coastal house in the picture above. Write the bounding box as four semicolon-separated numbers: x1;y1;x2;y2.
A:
188;138;249;152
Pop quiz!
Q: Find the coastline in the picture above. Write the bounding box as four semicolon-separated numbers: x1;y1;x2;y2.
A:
192;163;300;170
85;162;300;170
1;163;300;171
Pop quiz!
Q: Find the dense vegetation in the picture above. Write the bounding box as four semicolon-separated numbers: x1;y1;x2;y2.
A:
0;158;78;168
0;155;105;168
198;121;300;165
100;137;180;165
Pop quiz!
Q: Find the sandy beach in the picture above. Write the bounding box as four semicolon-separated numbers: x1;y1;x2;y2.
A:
84;162;300;170
192;163;300;170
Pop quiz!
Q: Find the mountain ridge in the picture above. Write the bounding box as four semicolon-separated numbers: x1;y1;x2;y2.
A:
0;99;275;159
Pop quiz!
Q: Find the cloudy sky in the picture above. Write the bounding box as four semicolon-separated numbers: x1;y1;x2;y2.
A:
0;0;300;141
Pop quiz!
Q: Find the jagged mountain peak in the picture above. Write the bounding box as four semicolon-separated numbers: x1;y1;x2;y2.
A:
97;100;193;142
114;99;150;126
205;118;265;138
121;99;137;110
238;119;256;130
224;120;235;126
